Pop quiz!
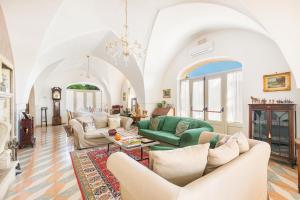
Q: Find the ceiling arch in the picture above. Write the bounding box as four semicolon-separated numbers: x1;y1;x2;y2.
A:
1;0;300;108
143;2;269;105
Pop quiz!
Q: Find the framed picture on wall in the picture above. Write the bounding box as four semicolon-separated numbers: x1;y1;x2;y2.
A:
163;89;171;98
263;72;291;92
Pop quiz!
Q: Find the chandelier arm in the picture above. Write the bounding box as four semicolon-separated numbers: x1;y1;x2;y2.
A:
87;55;90;78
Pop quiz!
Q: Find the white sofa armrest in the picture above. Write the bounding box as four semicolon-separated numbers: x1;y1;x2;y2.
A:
70;119;85;148
120;116;133;130
107;152;180;200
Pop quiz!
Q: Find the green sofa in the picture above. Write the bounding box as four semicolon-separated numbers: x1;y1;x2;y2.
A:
137;116;214;148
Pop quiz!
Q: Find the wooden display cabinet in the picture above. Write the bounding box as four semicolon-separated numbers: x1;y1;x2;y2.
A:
249;104;296;165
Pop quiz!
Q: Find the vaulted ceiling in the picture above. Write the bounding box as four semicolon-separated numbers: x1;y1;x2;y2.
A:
0;0;299;106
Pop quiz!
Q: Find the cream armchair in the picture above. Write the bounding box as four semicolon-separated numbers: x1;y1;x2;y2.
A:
70;115;133;149
107;138;270;200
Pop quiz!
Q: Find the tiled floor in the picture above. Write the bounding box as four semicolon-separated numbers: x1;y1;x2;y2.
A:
3;125;300;200
4;126;81;200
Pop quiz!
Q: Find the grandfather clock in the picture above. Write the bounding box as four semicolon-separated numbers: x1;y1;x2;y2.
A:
52;87;62;126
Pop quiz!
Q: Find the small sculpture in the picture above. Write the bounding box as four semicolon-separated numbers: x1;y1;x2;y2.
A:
251;96;260;104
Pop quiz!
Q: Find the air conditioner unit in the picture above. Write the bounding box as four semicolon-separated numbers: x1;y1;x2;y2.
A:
189;39;214;58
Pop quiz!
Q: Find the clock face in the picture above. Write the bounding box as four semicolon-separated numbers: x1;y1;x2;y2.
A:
53;90;61;100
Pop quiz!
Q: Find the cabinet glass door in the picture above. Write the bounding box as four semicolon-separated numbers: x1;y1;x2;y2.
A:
271;111;290;158
252;110;268;142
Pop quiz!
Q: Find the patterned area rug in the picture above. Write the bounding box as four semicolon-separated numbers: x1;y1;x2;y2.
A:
70;146;148;200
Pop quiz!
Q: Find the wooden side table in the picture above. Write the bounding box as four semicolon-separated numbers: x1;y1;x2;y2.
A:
295;138;300;192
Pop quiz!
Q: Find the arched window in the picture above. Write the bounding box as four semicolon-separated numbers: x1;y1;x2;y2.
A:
180;60;243;134
66;83;103;112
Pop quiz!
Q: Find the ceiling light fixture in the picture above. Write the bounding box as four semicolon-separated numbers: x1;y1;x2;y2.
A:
86;55;90;79
105;0;146;65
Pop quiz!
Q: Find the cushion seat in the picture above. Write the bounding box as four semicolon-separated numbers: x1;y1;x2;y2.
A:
139;129;180;146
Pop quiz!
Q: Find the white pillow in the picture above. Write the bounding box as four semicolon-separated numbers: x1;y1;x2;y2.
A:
205;140;239;174
108;117;121;129
109;114;120;118
149;143;210;186
93;112;108;128
216;132;249;154
230;132;250;153
76;116;94;124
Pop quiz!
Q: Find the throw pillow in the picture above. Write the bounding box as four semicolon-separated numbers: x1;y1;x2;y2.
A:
149;143;210;186
82;122;96;132
198;131;221;149
209;134;220;149
215;132;250;154
215;135;231;147
109;114;121;118
93;112;108;128
76;116;94;124
205;140;239;174
230;132;250;153
175;121;190;136
149;118;160;131
108;117;121;129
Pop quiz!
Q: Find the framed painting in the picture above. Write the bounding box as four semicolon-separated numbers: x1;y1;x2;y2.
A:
263;72;291;92
163;89;171;98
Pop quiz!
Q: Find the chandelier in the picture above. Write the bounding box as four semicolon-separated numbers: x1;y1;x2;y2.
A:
105;0;145;65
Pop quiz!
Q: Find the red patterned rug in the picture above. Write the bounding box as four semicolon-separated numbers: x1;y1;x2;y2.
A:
70;146;148;200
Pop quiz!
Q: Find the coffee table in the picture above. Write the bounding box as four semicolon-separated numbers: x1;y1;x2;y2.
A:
103;130;159;161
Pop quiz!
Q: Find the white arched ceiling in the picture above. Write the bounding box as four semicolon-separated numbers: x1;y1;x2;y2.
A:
144;3;268;106
24;30;145;105
1;0;300;108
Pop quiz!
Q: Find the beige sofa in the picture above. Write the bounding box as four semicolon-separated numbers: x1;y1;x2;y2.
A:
107;133;271;200
70;112;133;149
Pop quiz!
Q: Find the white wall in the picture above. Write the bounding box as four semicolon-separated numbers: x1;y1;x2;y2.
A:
162;29;300;136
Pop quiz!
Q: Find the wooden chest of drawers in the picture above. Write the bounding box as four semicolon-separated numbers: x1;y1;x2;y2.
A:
19;118;35;148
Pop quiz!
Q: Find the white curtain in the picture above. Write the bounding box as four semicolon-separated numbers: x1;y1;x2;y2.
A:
86;92;94;108
227;71;243;123
76;92;84;111
96;91;103;111
208;78;222;121
180;80;190;117
192;80;204;119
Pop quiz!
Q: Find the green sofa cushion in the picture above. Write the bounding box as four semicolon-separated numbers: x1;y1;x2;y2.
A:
149;118;160;131
139;129;180;146
161;116;182;133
